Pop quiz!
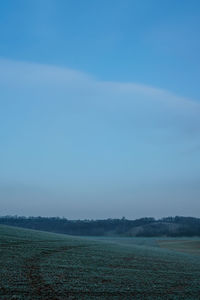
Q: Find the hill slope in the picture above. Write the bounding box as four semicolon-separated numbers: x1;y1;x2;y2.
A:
1;225;200;299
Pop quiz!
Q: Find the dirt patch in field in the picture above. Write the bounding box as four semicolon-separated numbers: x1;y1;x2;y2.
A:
24;246;81;299
158;239;200;255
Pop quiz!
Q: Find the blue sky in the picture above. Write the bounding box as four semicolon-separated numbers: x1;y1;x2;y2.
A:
0;0;200;218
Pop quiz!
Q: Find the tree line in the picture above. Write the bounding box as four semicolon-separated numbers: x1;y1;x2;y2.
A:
0;215;200;237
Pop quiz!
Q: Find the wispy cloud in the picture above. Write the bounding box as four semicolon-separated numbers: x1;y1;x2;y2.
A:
1;57;199;138
1;57;199;104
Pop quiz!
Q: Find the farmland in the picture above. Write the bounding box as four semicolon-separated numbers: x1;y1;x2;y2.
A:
0;225;200;299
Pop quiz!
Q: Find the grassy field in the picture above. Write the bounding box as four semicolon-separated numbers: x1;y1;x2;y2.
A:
1;226;200;299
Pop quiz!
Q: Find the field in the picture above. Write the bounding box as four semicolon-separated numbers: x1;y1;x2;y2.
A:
0;226;200;299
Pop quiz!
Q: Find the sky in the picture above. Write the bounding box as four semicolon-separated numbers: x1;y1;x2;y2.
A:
0;0;200;219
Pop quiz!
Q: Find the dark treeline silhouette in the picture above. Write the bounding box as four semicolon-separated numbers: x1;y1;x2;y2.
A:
0;215;200;237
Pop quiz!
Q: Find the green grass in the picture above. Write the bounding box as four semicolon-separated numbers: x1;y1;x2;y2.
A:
1;225;200;299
